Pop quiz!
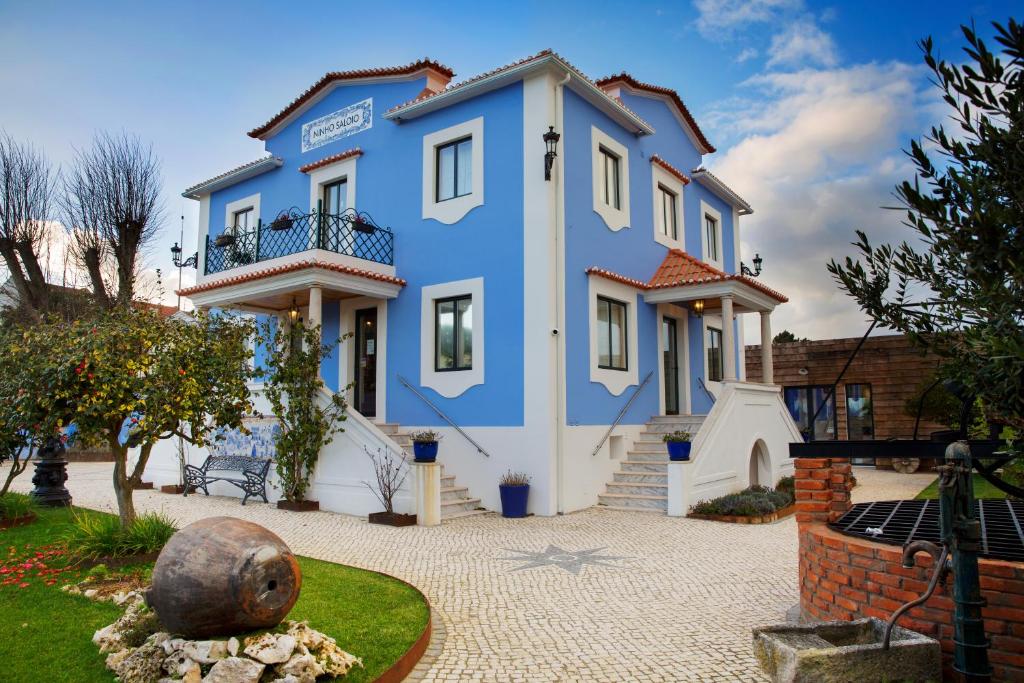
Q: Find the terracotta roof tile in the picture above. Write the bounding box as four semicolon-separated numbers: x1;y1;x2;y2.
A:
298;148;363;174
178;260;406;298
649;155;691;184
248;59;454;139
585;250;787;303
183;156;282;198
596;73;715;153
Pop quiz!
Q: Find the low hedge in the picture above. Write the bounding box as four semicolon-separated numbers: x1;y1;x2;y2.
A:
689;482;794;517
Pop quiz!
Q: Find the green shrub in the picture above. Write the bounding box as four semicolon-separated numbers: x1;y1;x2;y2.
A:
691;483;793;517
64;511;176;560
775;476;795;497
0;492;37;520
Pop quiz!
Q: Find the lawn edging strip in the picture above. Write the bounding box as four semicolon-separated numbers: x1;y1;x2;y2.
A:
373;573;435;683
0;512;37;529
687;503;796;525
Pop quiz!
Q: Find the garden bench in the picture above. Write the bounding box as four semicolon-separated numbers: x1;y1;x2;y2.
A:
184;454;271;505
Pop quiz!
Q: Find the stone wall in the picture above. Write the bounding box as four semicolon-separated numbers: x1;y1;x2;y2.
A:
747;334;949;440
795;458;1024;681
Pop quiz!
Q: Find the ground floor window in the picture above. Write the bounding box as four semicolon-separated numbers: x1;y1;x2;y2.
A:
597;295;628;371
706;326;723;381
785;385;837;440
435;295;472;371
845;383;875;440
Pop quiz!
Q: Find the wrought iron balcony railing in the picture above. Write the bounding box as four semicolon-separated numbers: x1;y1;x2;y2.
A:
204;204;394;275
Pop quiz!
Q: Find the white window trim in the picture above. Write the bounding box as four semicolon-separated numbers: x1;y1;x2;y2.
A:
700;200;724;271
422;117;484;224
588;274;639;395
652;164;685;250
308;156;357;214
420;277;484;397
224;194;260;234
591;126;631;231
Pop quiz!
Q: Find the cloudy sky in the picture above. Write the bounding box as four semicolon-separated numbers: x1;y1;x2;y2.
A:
0;0;1012;338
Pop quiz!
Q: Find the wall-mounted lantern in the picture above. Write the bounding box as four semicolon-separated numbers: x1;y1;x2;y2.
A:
741;253;764;278
288;298;300;324
170;242;198;269
691;299;705;317
543;126;561;181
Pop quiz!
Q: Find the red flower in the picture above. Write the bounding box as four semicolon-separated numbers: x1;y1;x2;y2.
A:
179;369;186;376
18;583;28;589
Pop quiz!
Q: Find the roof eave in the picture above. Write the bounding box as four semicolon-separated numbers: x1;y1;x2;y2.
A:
384;54;655;136
182;157;284;200
692;169;753;215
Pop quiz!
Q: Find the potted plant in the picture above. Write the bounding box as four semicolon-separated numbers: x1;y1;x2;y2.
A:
411;430;440;463
498;471;531;518
364;446;416;526
352;218;375;234
214;232;236;247
663;430;692;461
270;213;293;231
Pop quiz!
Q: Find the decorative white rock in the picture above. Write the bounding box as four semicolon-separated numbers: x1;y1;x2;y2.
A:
202;657;265;683
243;633;297;664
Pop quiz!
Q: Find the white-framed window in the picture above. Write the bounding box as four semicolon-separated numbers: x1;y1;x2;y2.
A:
700;200;724;270
308;156;357;216
422;118;484;224
588;273;639;395
322;178;348;214
224;194;260;235
591;126;631;231
651;162;685;249
420;277;484;397
706;326;723;382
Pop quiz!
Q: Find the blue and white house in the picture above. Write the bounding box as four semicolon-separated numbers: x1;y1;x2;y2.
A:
144;51;801;519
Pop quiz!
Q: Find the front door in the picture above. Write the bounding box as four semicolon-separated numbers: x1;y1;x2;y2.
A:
663;317;680;415
354;308;377;417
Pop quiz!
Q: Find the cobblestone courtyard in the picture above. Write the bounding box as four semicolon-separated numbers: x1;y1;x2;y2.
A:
14;464;933;682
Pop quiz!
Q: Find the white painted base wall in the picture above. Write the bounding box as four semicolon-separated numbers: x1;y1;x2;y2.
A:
669;381;800;513
560;423;644;514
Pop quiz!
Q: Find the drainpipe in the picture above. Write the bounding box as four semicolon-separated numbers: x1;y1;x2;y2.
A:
554;69;571;514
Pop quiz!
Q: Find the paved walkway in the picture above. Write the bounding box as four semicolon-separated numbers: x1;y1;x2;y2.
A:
12;463;930;682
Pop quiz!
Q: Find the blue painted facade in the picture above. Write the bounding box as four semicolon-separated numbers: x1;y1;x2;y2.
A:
188;56;752;434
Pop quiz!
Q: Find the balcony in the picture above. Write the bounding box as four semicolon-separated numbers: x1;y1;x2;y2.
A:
204;206;394;275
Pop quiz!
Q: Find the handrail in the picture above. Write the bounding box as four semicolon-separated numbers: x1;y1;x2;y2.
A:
396;375;490;457
697;376;717;405
591;370;654;457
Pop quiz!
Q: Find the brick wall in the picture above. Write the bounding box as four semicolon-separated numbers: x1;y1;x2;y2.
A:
748;334;949;440
795;458;1024;681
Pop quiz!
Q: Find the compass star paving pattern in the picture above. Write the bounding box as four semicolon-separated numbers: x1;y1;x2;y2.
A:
501;544;628;574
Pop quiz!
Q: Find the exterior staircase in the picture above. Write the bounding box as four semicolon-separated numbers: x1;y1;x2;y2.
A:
597;415;707;512
375;423;485;520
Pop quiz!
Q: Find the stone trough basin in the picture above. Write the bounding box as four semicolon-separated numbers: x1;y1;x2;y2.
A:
752;618;941;683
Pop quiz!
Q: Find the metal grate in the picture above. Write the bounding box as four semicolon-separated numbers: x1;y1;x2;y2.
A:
830;499;1024;562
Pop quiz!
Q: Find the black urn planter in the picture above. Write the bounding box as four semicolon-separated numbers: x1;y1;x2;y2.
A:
214;233;236;248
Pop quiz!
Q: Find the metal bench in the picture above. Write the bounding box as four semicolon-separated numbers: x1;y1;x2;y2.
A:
184;454;271;505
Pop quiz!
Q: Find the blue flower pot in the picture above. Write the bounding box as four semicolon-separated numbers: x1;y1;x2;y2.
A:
413;441;438;463
666;441;691;461
499;484;530;518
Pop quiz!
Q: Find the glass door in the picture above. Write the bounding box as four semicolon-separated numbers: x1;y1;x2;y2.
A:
354;308;377;418
663;317;679;415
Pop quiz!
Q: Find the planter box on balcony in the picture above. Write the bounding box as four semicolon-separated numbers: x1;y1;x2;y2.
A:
352;219;376;234
270;217;293;231
214;234;236;248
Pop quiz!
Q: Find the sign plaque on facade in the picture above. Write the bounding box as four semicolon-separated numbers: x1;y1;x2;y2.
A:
301;98;373;153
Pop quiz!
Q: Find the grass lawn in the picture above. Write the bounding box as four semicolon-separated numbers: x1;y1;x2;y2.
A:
0;506;429;682
915;473;1010;500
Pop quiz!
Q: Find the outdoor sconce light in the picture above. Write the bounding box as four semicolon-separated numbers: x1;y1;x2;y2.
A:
170;242;198;269
543;126;561;181
289;298;300;324
691;299;705;317
741;252;763;278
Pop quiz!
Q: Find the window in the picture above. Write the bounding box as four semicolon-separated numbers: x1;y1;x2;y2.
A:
706;327;723;381
322;179;347;215
599;147;621;210
436;137;472;202
232;207;253;233
597;296;628;371
657;184;678;240
705;213;719;262
785;386;838;441
845;383;875;440
435;295;472;371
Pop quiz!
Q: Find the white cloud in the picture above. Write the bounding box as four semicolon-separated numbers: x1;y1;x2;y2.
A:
735;47;759;63
703;62;935;341
694;0;802;38
766;20;839;68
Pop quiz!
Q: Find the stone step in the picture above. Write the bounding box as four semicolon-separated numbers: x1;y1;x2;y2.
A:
648;414;707;423
441;474;456;488
441;486;470;502
632;440;670;453
626;450;669;462
613;471;668;484
442;508;489;520
441;497;482;518
604;482;668;496
374;422;401;435
620;461;669;473
596;492;667;511
642;421;705;435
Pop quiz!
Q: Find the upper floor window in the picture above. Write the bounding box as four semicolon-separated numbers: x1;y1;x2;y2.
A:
599;147;621;210
231;207;254;234
597;295;628;371
658;184;678;240
322;178;348;215
706;326;723;382
705;213;719;262
436;137;473;202
435;294;473;371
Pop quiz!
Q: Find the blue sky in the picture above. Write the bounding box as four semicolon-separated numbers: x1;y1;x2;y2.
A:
0;0;1015;338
